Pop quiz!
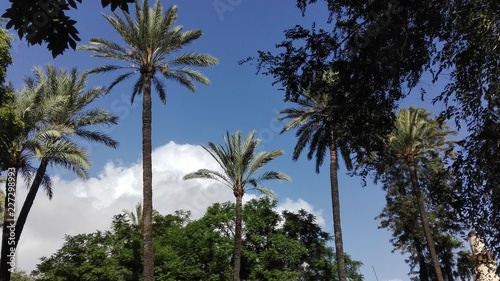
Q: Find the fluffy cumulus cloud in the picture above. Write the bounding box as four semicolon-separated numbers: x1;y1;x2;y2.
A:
277;198;325;227
10;141;324;273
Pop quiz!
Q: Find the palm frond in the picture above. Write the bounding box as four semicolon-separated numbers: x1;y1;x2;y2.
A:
131;77;144;104
152;76;166;104
168;52;219;67
74;129;119;149
183;169;231;188
107;71;136;92
40;174;53;199
252;186;277;200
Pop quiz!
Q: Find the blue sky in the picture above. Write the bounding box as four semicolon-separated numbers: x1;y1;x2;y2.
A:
2;1;465;280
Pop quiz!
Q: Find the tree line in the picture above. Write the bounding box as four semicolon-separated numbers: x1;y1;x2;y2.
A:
22;198;363;281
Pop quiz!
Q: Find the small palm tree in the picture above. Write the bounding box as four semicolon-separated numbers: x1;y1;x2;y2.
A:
0;65;118;281
183;131;291;281
123;203;144;229
387;106;455;281
122;202;160;231
78;2;218;279
278;72;353;281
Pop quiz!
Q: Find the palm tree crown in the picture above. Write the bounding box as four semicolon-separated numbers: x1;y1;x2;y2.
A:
389;106;454;164
0;64;118;280
184;131;291;197
13;64;118;195
78;0;219;103
278;75;353;173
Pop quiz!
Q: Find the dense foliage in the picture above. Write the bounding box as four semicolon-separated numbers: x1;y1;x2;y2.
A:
33;198;363;281
2;0;134;57
291;0;500;255
0;28;23;171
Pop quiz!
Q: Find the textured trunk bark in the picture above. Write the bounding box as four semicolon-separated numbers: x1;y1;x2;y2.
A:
232;190;243;281
14;159;48;247
329;130;347;281
407;159;444;281
0;167;18;281
142;73;154;281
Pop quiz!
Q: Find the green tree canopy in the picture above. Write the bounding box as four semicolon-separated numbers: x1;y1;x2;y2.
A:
33;198;363;281
293;0;500;254
0;27;23;171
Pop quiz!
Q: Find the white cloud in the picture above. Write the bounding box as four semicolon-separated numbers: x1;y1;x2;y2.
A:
277;197;325;227
8;141;324;273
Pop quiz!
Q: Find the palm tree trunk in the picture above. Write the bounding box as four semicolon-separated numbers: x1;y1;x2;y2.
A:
407;159;444;281
329;130;347;281
401;185;429;281
142;73;154;281
233;189;243;281
414;236;430;281
14;158;49;246
0;167;18;281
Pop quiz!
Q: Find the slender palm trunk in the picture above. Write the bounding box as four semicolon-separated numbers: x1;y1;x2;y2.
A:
401;185;430;281
414;236;430;281
407;159;443;281
0;167;18;281
329;130;346;281
142;73;154;281
14;158;49;247
233;189;243;281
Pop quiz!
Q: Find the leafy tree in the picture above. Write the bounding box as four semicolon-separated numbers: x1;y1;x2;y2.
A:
35;231;128;281
9;269;35;281
2;0;134;57
0;64;118;281
376;166;468;280
294;0;500;254
183;131;292;281
0;27;23;171
34;198;363;281
241;198;362;281
78;1;218;280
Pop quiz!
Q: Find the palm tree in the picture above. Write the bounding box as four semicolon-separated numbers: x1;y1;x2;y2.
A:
387;107;455;281
277;72;353;281
0;65;118;281
123;203;144;229
78;2;218;279
183;131;291;281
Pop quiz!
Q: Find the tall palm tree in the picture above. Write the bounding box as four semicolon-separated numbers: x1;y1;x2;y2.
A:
183;131;291;281
277;72;353;281
78;2;218;279
387;107;454;281
0;65;118;281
